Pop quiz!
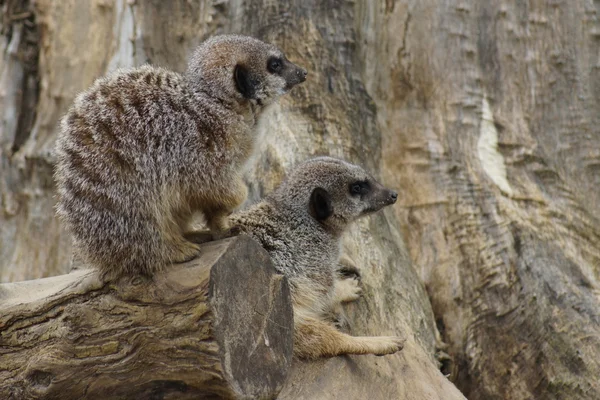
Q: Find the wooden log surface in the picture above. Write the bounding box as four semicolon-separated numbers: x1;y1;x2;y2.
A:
0;236;293;400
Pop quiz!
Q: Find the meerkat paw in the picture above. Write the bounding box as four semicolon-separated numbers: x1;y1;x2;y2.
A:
206;212;232;238
364;336;406;356
334;276;363;303
294;316;405;359
170;239;201;264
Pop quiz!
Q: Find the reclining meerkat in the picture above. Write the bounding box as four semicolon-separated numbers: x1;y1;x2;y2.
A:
230;157;404;359
54;34;306;280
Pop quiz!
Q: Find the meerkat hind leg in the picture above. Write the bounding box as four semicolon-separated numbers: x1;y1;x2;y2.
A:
294;316;404;359
206;209;231;233
168;235;202;264
205;180;248;238
334;255;363;303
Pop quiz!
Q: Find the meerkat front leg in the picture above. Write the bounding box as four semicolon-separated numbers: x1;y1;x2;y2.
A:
329;276;361;331
206;209;233;234
294;316;405;359
333;255;363;304
333;277;363;304
204;177;248;238
165;232;202;265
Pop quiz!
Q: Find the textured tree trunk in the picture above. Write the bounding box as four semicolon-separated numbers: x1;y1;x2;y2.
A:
361;1;600;399
0;236;293;400
2;0;597;399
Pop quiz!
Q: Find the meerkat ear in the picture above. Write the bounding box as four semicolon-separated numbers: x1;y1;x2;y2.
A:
234;64;256;99
309;187;333;221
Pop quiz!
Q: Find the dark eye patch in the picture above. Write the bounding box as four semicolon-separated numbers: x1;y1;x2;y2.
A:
267;56;283;74
349;181;370;196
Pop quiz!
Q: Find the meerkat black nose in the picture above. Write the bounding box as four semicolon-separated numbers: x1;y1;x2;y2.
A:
298;68;307;82
390;191;398;203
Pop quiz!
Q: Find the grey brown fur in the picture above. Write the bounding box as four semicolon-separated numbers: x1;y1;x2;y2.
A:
54;35;306;280
230;157;405;359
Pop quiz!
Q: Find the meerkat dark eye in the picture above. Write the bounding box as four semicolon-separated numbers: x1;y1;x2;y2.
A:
267;57;283;74
349;181;370;196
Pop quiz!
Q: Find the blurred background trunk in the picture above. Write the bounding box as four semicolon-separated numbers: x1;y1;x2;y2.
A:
1;0;598;399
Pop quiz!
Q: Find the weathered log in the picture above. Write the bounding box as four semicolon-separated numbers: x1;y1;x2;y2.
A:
0;236;293;400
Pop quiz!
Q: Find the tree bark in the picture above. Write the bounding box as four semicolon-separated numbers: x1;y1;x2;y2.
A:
0;236;293;400
361;1;600;399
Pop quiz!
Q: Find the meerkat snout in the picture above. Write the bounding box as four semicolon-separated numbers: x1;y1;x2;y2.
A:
386;190;398;205
368;186;398;210
262;54;306;99
279;59;307;89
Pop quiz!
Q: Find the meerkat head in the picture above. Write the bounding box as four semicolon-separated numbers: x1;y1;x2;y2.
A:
186;34;307;107
271;157;398;234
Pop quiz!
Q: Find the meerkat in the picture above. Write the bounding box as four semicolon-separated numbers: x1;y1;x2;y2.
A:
54;35;306;280
229;157;405;359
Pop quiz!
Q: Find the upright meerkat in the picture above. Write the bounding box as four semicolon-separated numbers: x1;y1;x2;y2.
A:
54;35;306;280
230;157;404;359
